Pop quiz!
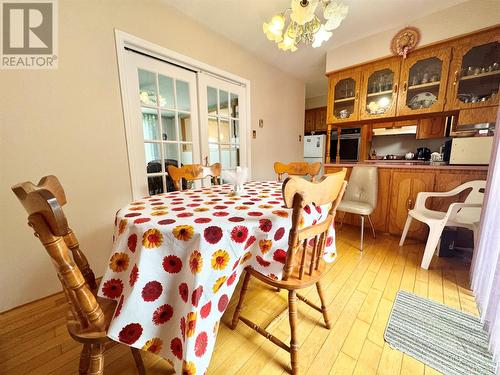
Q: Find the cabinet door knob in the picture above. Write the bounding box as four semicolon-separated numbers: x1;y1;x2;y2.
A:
453;70;459;85
355;91;359;101
407;198;413;210
393;83;398;94
403;82;408;93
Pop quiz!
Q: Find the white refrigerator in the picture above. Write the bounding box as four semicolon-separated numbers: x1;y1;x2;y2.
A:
304;134;326;178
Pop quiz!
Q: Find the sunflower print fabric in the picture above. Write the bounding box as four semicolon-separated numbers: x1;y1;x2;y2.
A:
98;181;336;375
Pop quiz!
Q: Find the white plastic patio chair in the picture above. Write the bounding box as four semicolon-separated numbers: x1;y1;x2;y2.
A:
399;180;486;269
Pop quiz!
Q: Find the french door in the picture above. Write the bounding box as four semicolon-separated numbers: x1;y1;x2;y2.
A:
123;50;248;198
198;73;248;179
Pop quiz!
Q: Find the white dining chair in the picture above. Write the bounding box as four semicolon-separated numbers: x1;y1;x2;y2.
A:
337;166;378;251
399;180;486;269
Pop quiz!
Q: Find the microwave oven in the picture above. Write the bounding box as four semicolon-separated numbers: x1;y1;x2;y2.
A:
449;136;493;165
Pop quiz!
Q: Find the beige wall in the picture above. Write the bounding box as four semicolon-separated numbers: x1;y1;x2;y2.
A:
305;95;328;110
326;0;500;73
0;0;305;312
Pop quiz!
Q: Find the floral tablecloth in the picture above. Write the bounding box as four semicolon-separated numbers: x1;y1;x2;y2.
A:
98;181;336;375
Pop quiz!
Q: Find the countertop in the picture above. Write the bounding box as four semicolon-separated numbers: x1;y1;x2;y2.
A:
324;161;489;170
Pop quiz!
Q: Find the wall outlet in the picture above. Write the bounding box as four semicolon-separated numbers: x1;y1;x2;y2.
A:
299;135;302;142
258;119;264;128
252;130;257;139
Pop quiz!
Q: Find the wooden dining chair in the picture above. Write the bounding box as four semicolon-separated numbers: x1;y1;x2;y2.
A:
274;161;322;182
231;170;347;375
12;176;146;375
167;163;221;191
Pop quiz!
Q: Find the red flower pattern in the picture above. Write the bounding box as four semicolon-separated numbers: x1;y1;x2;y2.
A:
152;304;173;325
273;249;287;264
129;264;139;287
114;295;124;317
256;255;271;267
200;301;211;319
118;323;143;345
244;236;256;250
218;294;229;312
179;283;189;303
230;226;248;243
127;234;137;252
163;255;183;274
274;227;285;241
204;226;223;244
102;279;123;299
191;286;203;307
142;281;162;302
259;219;272;232
170;337;183;360
195;332;208;357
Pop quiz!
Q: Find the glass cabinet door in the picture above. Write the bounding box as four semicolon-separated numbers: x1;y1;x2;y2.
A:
360;59;400;120
447;32;500;110
397;48;451;115
328;70;360;123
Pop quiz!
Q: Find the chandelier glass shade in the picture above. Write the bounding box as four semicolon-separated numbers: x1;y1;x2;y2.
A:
263;0;348;52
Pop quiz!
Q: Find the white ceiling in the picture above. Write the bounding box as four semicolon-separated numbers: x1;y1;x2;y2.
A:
164;0;467;98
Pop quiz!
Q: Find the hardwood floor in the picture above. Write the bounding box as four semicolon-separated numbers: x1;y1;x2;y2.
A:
0;226;478;374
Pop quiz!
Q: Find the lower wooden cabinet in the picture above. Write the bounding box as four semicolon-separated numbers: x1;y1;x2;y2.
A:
388;170;435;241
325;165;488;241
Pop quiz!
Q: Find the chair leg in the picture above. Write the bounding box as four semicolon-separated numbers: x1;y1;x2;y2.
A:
131;347;146;375
288;290;300;375
360;215;365;251
88;344;105;375
315;281;331;329
421;224;444;270
231;271;251;329
339;211;346;230
79;344;91;375
367;215;376;239
399;215;413;246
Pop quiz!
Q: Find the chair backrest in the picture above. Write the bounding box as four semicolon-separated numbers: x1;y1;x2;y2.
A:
281;170;347;281
167;163;221;191
343;166;378;209
457;180;486;222
12;176;104;332
274;161;322;182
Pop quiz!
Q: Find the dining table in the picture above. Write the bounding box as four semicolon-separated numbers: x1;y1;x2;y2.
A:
98;180;337;375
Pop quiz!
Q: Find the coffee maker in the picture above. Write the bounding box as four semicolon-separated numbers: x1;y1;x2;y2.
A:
415;147;431;160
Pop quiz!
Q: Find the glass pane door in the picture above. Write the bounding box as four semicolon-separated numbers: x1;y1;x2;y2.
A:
126;51;200;197
365;68;395;116
198;73;247;182
405;57;443;110
456;41;500;104
333;78;356;120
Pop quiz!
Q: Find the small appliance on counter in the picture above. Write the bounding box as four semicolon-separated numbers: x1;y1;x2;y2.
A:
304;134;326;176
449;136;493;165
415;147;431;160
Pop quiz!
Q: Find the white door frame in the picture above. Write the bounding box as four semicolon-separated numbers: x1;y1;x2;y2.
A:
114;29;252;199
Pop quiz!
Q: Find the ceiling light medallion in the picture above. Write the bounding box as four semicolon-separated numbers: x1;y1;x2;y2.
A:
263;0;348;52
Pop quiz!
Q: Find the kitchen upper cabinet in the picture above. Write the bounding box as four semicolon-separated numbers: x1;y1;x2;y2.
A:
389;170;435;241
446;29;500;111
359;58;401;120
305;109;315;133
397;47;451;116
328;69;361;124
304;107;327;133
416;117;447;139
315;107;328;131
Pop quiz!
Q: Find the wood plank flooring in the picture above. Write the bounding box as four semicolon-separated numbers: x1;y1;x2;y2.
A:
0;226;478;374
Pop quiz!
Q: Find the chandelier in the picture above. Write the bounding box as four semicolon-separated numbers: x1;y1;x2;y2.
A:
263;0;348;52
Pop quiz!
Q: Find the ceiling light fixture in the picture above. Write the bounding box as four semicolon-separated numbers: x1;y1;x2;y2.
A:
263;0;348;52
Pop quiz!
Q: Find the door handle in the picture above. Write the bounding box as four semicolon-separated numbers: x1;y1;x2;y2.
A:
403;82;408;93
453;70;459;86
393;83;398;94
407;198;413;210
